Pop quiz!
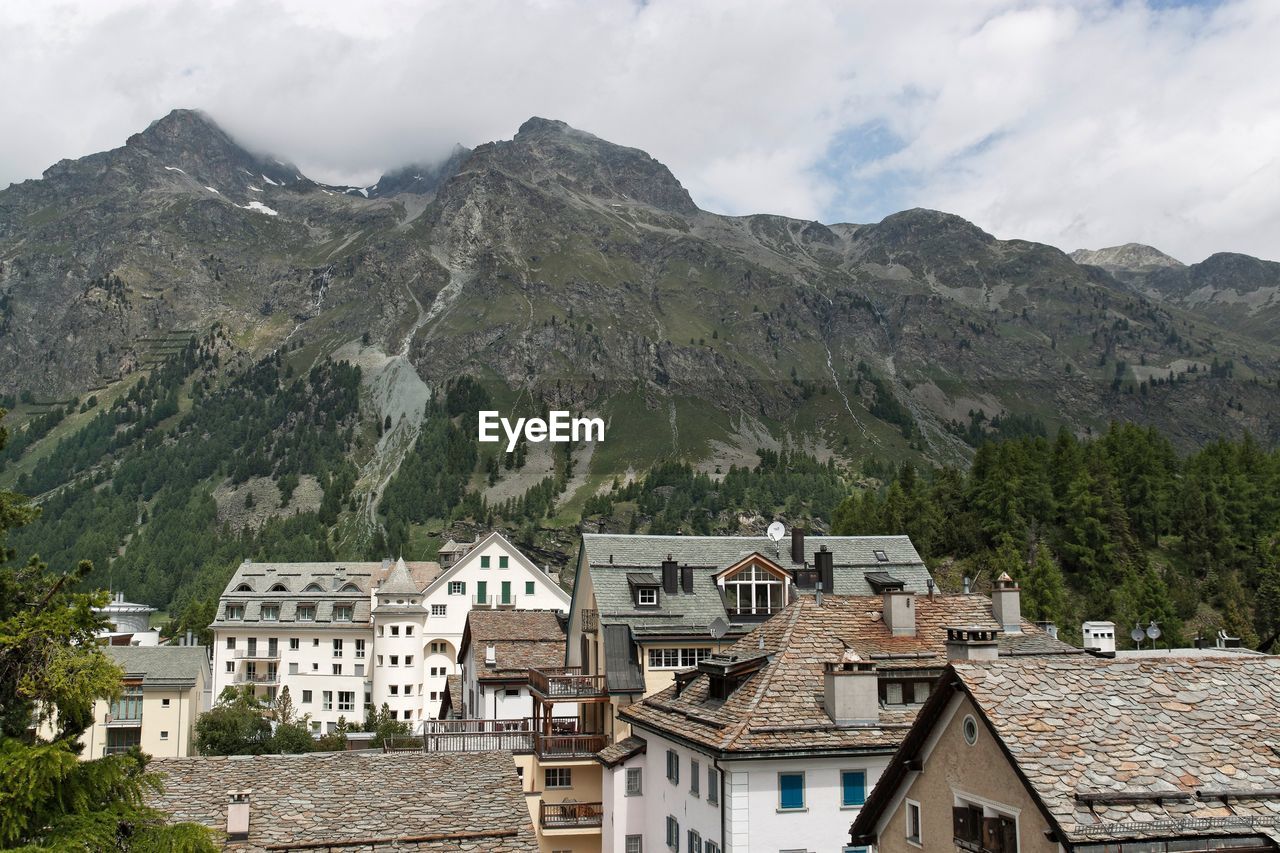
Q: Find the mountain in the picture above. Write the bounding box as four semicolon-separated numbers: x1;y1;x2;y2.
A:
2;110;1279;568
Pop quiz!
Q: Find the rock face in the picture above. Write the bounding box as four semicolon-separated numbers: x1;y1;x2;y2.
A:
2;111;1279;464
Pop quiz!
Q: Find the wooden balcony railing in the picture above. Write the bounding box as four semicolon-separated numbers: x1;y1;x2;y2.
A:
540;801;604;830
536;733;609;758
528;667;607;699
414;719;605;755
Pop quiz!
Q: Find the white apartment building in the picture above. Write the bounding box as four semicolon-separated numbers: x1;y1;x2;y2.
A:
210;531;570;731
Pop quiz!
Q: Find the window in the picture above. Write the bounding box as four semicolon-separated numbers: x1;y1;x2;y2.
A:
355;664;364;677
322;691;333;711
338;691;354;712
449;581;465;595
313;638;320;647
159;730;169;740
302;690;312;703
963;714;979;745
526;581;535;595
687;830;701;853
648;648;712;670
377;655;384;666
504;687;519;697
161;698;171;708
778;772;805;811
499;556;509;568
625;767;643;796
311;662;319;671
874;549;889;562
637;587;658;606
626;836;643;853
355;639;366;659
723;562;784;616
311;720;320;732
430;641;448;654
953;800;1017;853
110;684;143;722
706;844;721;853
226;605;245;620
332;664;342;675
429;691;439;700
666;749;680;784
391;625;400;636
708;765;719;805
405;625;414;636
431;604;446;617
665;816;680;850
544;768;572;789
333;605;353;622
480;556;491;568
390;685;400;696
906;800;922;845
690;759;700;796
226;637;236;649
405;655;414;666
390;656;399;666
842;770;867;807
225;661;234;673
333;639;343;657
261;604;280;621
289;638;300;650
297;605;315;621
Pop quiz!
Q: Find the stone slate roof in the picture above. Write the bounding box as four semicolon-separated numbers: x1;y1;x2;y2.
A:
211;559;441;628
460;610;565;681
620;593;1080;757
105;645;209;689
148;751;538;851
583;533;933;641
955;656;1280;845
377;557;421;595
598;735;647;767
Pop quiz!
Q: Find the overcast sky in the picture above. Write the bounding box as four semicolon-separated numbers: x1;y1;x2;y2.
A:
1;0;1277;262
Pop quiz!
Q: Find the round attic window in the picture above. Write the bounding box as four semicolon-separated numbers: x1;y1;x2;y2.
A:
962;715;979;746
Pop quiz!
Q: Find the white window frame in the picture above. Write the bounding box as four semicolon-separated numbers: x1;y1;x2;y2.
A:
544;767;572;789
638;587;658;606
906;799;923;847
625;766;643;796
431;604;447;617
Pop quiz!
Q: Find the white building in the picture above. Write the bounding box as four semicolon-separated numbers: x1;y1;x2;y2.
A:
209;531;570;731
456;608;577;722
95;592;162;646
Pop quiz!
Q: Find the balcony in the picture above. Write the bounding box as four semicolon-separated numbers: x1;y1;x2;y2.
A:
581;609;599;632
103;744;139;755
472;594;518;610
529;667;607;700
540;801;603;830
234;649;280;660
416;719;606;757
536;732;609;758
235;671;280;685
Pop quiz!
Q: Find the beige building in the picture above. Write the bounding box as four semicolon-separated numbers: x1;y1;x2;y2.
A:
852;655;1280;853
81;645;211;759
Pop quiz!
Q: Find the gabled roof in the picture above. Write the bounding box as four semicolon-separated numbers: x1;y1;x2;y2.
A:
459;610;566;680
105;645;209;689
598;735;647;768
853;655;1280;848
148;751;539;851
422;531;570;604
619;593;1080;757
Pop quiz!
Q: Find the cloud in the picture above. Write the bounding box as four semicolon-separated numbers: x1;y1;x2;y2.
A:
0;0;1276;261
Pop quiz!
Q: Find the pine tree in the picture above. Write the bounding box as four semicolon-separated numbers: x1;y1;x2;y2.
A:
1022;543;1069;628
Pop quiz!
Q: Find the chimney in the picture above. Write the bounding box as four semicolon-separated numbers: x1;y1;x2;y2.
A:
962;576;971;594
1034;620;1058;640
882;590;916;637
991;572;1022;634
791;528;805;564
662;557;678;595
227;790;251;841
680;566;694;594
824;659;879;725
814;546;834;593
945;626;1000;661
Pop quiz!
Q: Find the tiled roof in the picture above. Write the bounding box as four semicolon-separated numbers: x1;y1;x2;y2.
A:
377;558;421;595
105;645;209;689
148;751;538;852
460;610;565;680
620;593;1079;756
210;559;440;628
954;656;1280;844
583;534;933;641
598;735;647;767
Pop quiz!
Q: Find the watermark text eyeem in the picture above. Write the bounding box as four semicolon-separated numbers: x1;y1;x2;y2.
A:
477;411;605;452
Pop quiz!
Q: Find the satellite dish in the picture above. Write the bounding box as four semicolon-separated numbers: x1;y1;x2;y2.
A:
709;617;729;640
766;521;786;543
1146;621;1162;641
1130;625;1145;644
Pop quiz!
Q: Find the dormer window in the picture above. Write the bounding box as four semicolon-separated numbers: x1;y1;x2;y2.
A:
338;583;360;593
269;583;288;593
303;583;323;592
334;605;353;622
226;604;245;620
637;587;658;607
234;583;252;592
874;550;889;563
261;604;280;622
297;605;316;622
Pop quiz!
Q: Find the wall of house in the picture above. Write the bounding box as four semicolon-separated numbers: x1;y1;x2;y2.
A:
718;751;893;853
874;694;1055;853
603;752;652;853
81;682;204;759
639;642;718;695
631;730;725;853
212;626;372;731
371;612;427;724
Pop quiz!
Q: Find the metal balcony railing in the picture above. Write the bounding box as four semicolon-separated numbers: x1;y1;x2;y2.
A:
235;672;280;684
540;801;604;830
234;649;280;660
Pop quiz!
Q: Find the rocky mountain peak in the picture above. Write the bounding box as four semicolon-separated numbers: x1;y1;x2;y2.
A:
125;108;302;191
367;144;471;198
1071;243;1184;272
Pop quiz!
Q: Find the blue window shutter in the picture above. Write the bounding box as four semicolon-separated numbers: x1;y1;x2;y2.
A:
842;770;866;806
779;773;804;809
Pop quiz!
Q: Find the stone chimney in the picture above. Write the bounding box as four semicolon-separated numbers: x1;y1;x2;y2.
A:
662;557;678;595
824;657;879;725
945;626;1000;661
882;590;916;637
791;527;805;564
991;572;1022;634
227;791;251;841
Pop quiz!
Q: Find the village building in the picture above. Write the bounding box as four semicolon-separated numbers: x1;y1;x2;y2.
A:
209;531;569;731
457;608;575;723
850;654;1280;853
81;644;211;759
609;571;1079;853
147;750;539;851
